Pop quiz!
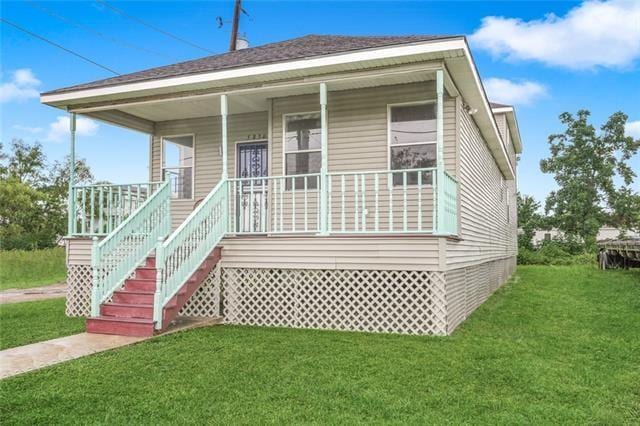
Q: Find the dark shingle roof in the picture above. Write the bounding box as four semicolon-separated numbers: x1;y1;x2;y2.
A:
43;34;458;95
490;102;511;108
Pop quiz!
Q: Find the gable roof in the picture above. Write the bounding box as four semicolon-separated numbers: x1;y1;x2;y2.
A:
43;34;455;96
489;102;511;109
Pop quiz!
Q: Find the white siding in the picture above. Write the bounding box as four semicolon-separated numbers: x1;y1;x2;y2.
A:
446;104;517;268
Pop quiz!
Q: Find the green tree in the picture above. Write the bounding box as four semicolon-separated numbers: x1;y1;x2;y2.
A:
517;193;541;249
540;110;640;247
608;188;640;235
0;140;93;249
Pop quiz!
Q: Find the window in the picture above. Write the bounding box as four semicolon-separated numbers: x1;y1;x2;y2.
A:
389;103;437;185
284;113;321;189
162;135;194;199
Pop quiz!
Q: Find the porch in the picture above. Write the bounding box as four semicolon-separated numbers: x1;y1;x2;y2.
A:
66;66;460;239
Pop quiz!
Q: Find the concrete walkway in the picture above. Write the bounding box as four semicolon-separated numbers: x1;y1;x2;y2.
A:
0;283;66;304
0;317;221;379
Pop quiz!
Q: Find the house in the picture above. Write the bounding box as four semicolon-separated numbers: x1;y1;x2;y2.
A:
531;227;639;246
41;35;522;337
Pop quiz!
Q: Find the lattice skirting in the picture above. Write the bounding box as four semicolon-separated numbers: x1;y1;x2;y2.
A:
445;256;516;334
181;265;221;317
222;269;448;336
66;264;92;317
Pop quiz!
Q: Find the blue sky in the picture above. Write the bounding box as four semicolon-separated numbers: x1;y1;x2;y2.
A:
2;0;639;205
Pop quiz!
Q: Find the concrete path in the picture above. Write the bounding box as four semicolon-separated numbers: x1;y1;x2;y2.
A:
0;317;220;379
0;283;66;304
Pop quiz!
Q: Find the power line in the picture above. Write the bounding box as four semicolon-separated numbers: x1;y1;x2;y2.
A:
96;0;215;54
25;0;174;60
0;18;120;75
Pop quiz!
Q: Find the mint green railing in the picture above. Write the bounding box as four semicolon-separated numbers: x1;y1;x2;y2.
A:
153;179;228;328
70;182;163;236
440;171;459;235
90;181;171;316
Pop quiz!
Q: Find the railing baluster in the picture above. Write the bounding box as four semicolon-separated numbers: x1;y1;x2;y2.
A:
279;178;284;233
361;174;366;232
403;172;408;232
341;175;346;232
354;175;359;232
374;174;379;232
418;172;423;232
238;180;244;233
326;175;332;232
249;178;255;233
108;186;113;233
90;187;95;234
81;189;86;234
292;177;296;232
118;186;123;228
99;187;104;234
261;177;266;233
388;173;393;232
304;176;308;232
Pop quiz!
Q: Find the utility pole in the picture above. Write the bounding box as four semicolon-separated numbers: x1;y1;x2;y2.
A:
228;0;242;51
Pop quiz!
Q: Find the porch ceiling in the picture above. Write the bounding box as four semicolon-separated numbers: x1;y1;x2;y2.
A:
82;69;438;123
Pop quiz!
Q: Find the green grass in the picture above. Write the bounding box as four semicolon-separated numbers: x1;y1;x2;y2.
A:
0;298;85;350
0;247;66;290
1;265;639;424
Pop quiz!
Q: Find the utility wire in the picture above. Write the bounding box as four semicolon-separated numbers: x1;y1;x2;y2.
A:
25;0;174;60
0;18;120;75
96;0;215;54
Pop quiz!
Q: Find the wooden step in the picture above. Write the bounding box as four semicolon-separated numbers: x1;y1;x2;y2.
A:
112;290;154;305
124;278;156;292
135;267;157;280
86;317;155;337
101;302;153;319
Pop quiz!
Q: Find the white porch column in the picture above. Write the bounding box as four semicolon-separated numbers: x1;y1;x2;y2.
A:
220;94;229;180
319;83;329;234
435;69;445;234
68;112;76;235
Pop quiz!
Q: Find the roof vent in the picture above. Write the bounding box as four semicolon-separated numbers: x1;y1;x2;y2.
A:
236;35;249;50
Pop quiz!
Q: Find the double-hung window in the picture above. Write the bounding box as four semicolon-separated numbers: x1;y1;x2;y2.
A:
162;135;194;199
284;113;321;189
388;102;437;185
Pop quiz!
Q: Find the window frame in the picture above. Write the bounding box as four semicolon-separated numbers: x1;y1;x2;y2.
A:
386;100;438;185
161;133;196;201
282;111;322;190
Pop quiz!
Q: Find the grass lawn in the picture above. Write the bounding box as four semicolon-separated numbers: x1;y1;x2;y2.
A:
0;298;85;350
0;247;66;290
1;265;638;424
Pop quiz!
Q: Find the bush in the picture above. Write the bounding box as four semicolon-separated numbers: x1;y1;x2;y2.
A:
518;246;595;266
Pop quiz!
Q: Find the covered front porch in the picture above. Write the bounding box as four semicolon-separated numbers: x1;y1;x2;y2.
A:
66;65;459;239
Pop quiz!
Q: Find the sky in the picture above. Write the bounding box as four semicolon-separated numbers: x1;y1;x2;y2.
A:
1;0;639;206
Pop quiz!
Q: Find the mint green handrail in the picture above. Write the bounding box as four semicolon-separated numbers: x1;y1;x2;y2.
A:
90;181;171;316
153;179;228;328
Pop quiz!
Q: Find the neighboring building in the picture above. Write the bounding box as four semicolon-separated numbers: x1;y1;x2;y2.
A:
41;35;522;336
531;227;639;246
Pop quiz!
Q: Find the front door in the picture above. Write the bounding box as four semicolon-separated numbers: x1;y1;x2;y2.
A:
236;141;268;233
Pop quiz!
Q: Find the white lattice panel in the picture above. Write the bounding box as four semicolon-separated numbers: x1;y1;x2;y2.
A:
223;268;447;335
66;264;92;317
181;265;222;317
445;256;516;334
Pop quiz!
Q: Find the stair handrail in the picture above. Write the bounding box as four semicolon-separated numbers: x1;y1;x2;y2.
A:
91;180;171;316
153;179;228;327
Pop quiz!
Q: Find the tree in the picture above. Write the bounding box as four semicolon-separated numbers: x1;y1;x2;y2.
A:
517;193;541;249
540;110;640;247
608;188;640;235
0;140;93;249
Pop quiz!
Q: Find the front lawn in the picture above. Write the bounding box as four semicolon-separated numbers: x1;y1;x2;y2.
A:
0;298;85;350
0;247;66;290
1;265;638;424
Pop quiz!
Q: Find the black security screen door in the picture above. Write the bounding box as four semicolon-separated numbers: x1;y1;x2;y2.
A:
237;142;268;182
236;142;268;233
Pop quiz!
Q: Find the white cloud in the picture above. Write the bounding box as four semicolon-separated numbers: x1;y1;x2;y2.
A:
0;68;41;103
625;120;640;139
484;78;547;106
46;116;99;142
13;124;43;134
470;0;640;70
